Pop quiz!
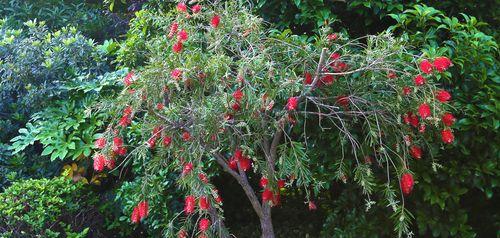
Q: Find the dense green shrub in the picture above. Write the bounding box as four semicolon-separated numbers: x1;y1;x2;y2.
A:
0;177;99;237
0;0;125;41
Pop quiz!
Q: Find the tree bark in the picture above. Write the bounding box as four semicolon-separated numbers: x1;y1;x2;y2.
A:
260;203;275;238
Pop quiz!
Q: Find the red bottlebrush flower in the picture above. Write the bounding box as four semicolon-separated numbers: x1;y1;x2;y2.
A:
330;52;341;60
403;112;412;125
182;131;191;141
419;59;433;74
138;201;149;219
332;61;348;72
182;162;193;175
286;97;299;111
277;179;285;189
418;103;431;119
414;75;426;86
403;86;411;96
124;106;133;116
131;206;140;224
178;29;188;42
231;102;240;111
163;136;172;147
308;201;317;211
156;103;164;110
260;177;268;188
232;89;244;102
199;218;211;232
173;41;183;53
198;173;209;183
178;229;188;238
387;71;397;79
191;4;202;13
262;189;273;202
410;113;419;128
118;115;131;127
336;95;349;108
441;129;454;144
199;197;210;210
321;74;336;85
239;157;252;172
176;2;187;12
272;192;281;206
442;113;456;127
168;22;179;38
93;154;106;172
117;147;127;156
171;68;182;79
233;148;243;160
210;15;221;28
433;56;452;72
409;145;422;160
436;90;451;103
215;196;223;204
327;33;338;41
304;72;313;85
124;71;135;86
94;137;106;149
113;137;123;151
184;195;196;214
418;124;426;133
105;158;116;170
400;173;414;196
147;137;156;149
228;158;238;170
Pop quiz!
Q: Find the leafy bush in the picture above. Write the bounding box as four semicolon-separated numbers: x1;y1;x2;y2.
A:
0;177;99;237
0;0;125;40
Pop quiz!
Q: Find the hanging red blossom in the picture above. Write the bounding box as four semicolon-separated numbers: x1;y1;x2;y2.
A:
321;74;336;85
400;173;414;195
176;2;187;12
418;124;426;133
442;113;456;127
410;113;419;128
199;197;210;210
308;201;317;211
419;59;433;74
414;75;426;86
118;115;131;127
123;71;135;86
277;179;285;189
441;129;454;144
387;71;397;79
409;145;422;160
191;4;202;14
178;229;188;238
184;195;196;214
171;68;182;79
260;177;268;188
199;218;211;232
304;72;313;85
168;22;179;38
231;102;240;111
262;189;273;202
105;158;115;170
418;103;431;119
286;97;299;111
138;201;149;219
211;15;221;28
403;86;411;96
156;103;164;110
94;137;106;149
182;162;193;175
327;33;338;41
147;137;156;149
436;90;451;103
93;154;106;172
131;206;140;224
433;56;452;72
239;156;252;171
228;158;238;170
178;29;188;42
112;137;123;152
163;136;172;147
198;173;209;183
336;95;349;108
173;41;183;53
182;131;191;141
232;88;244;102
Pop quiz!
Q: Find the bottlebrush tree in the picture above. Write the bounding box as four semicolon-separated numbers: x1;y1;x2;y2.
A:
93;1;455;237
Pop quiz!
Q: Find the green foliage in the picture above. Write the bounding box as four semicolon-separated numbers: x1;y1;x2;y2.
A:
0;177;97;236
9;70;126;162
0;0;123;40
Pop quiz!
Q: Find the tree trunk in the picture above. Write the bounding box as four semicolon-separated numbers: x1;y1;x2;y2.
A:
260;204;275;238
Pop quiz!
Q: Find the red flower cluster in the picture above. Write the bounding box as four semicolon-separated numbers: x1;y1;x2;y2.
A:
211;15;221;28
112;136;127;156
199;196;210;210
123;71;136;87
118;106;133;127
131;201;149;224
400;173;414;195
419;56;452;74
229;149;252;171
414;75;426;86
409;145;422;160
184;195;196;214
199;218;211;232
94;137;106;149
286;97;299;111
